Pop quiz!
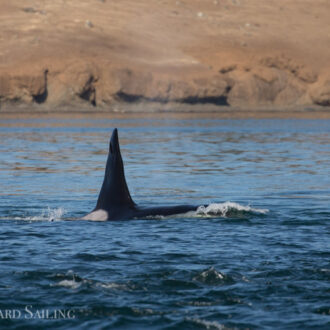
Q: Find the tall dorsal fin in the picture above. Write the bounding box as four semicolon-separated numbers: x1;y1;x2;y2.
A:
95;128;135;210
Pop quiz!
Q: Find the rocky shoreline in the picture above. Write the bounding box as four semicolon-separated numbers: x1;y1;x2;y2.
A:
0;0;329;114
1;58;329;110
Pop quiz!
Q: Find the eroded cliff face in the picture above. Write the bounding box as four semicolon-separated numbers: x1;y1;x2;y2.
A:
0;0;329;111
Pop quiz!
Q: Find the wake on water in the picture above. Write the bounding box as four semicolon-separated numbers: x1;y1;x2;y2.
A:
1;207;66;222
196;202;268;217
0;202;268;221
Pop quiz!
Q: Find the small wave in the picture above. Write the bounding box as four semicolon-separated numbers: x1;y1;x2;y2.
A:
54;270;85;289
57;279;81;289
74;253;121;262
193;202;269;218
313;307;330;315
96;282;131;290
53;270;134;292
185;318;231;330
193;267;233;285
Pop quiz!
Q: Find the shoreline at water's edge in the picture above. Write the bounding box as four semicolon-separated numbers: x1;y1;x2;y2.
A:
0;102;329;120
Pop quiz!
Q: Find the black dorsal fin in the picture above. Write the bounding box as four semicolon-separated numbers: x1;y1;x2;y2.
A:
95;128;135;210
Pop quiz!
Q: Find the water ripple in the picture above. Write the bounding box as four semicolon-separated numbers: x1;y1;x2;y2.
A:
0;119;329;329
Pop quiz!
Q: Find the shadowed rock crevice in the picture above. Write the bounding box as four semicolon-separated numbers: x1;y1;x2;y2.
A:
78;75;97;106
180;95;229;106
32;70;48;104
33;90;48;103
114;91;229;106
115;91;144;103
0;69;49;105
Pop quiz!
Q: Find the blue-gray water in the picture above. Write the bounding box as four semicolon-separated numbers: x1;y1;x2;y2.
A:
0;118;329;329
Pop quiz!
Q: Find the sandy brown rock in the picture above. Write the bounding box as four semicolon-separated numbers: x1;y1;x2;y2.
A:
310;79;330;106
0;68;47;103
0;0;329;111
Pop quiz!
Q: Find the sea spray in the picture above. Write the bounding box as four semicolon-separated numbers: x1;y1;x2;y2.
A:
195;202;269;217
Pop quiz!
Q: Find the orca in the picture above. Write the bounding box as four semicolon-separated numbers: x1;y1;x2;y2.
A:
81;128;198;221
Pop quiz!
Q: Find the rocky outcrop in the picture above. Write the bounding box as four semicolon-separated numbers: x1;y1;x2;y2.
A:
46;64;99;107
111;69;230;105
227;63;310;107
1;60;327;110
310;78;330;106
0;70;47;104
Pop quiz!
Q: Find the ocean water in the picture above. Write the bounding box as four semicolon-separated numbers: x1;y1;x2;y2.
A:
0;118;329;329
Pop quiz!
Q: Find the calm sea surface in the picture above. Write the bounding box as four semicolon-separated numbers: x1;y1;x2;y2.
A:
0;118;329;329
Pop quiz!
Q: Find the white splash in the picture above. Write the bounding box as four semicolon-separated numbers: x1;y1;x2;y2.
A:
55;270;82;289
196;267;225;280
57;279;81;289
96;282;130;290
191;202;268;218
45;207;66;221
12;207;66;221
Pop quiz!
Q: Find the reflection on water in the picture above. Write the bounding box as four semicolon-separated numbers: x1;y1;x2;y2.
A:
0;118;329;329
0;119;329;210
0;118;329;213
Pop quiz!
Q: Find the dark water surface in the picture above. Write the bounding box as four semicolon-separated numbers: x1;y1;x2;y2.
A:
0;118;329;329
